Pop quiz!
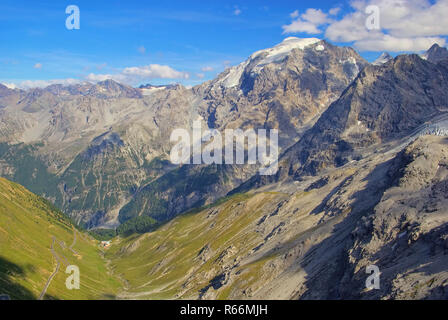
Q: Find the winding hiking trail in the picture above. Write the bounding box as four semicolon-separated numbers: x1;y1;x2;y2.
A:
38;237;61;300
38;228;77;300
69;229;77;253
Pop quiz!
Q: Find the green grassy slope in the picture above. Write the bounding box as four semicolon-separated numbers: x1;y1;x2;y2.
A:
0;177;121;300
107;192;289;299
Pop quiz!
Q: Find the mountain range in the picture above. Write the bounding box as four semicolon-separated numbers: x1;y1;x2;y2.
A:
1;38;448;299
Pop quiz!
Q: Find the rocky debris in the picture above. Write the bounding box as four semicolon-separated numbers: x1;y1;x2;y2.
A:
199;272;231;299
197;245;212;263
299;136;448;299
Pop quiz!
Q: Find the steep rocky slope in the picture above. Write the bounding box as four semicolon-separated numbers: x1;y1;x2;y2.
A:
423;43;448;63
286;54;448;178
194;38;367;140
234;51;448;191
105;45;448;300
108;135;448;300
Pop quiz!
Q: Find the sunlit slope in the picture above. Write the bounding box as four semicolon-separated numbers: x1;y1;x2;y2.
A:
107;192;294;299
0;177;120;300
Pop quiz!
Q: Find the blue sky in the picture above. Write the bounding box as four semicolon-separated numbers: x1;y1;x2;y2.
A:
1;0;447;88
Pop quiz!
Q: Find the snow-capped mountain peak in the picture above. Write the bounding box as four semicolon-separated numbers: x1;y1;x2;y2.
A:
218;37;322;88
373;52;393;66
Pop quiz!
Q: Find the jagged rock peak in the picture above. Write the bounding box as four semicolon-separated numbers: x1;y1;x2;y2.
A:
422;43;448;63
373;52;393;65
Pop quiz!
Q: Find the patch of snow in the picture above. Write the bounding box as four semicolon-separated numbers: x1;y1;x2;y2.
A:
141;86;167;96
340;57;360;80
315;44;325;51
251;37;320;60
1;83;17;89
249;37;320;72
220;61;250;88
219;37;321;88
373;52;393;66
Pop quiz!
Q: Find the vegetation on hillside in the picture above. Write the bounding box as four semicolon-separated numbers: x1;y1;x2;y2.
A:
0;177;121;300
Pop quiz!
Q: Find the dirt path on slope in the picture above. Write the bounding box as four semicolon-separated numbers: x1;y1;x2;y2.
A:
38;228;78;300
38;237;61;300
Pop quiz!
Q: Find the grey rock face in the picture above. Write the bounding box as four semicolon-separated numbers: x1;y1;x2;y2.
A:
195;39;368;146
284;54;448;178
423;43;448;63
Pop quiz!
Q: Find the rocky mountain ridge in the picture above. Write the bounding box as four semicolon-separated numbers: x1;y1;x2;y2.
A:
0;39;447;230
0;37;369;227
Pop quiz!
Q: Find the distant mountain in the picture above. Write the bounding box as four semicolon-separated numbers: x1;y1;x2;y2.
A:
284;53;448;178
139;83;176;89
0;84;23;109
422;43;448;63
0;83;13;96
120;38;369;223
195;38;368;140
0;38;369;227
373;52;393;65
233;50;448;193
87;79;142;99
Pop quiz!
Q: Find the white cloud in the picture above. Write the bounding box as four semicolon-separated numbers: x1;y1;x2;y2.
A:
86;64;190;85
329;7;341;16
201;66;214;72
196;73;205;79
325;11;370;42
354;34;446;51
284;0;448;52
7;64;190;89
283;8;330;34
123;64;190;79
12;78;82;89
283;20;322;34
34;63;42;69
290;10;299;18
234;8;242;16
301;8;328;24
85;73;123;83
